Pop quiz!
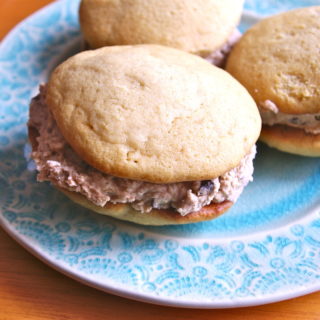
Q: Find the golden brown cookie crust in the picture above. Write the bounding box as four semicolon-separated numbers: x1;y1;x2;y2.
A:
260;125;320;157
79;0;244;55
59;188;233;225
46;45;261;183
226;6;320;115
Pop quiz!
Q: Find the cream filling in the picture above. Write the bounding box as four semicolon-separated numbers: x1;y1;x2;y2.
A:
204;29;242;68
260;100;320;134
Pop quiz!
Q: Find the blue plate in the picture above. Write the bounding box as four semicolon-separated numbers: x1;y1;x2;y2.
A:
1;0;320;308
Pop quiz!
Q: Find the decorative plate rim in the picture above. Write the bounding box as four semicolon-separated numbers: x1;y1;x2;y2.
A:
1;217;320;309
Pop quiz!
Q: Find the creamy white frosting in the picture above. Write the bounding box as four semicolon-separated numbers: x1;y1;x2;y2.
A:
260;100;320;134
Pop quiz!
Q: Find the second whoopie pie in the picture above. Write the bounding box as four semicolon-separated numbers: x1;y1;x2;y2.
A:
79;0;244;66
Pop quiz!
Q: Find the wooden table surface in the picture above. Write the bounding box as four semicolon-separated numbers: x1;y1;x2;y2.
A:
0;1;319;319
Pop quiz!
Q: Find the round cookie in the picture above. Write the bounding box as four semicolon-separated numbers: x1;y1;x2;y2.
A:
79;0;244;56
46;44;261;183
260;125;320;157
226;6;320;156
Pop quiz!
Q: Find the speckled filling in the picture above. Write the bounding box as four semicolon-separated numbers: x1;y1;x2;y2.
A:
260;100;320;134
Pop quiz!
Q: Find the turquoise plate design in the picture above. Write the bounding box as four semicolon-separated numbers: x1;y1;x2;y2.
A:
1;0;320;308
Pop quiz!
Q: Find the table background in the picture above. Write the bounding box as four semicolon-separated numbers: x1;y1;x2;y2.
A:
0;1;319;319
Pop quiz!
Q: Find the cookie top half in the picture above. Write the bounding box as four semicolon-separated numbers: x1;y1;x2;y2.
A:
47;45;261;183
226;6;320;115
79;0;244;55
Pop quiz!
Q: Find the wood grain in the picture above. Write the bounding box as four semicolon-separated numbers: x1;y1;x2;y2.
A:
0;1;319;319
0;0;54;39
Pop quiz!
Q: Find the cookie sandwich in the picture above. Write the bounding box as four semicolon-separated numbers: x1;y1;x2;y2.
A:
79;0;244;67
28;45;261;225
226;7;320;156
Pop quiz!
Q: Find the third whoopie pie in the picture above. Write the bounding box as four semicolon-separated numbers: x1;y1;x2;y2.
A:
28;44;261;225
226;6;320;156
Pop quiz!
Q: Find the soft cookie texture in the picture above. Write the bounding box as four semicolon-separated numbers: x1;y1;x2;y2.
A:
79;0;244;56
46;45;261;183
226;6;320;156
